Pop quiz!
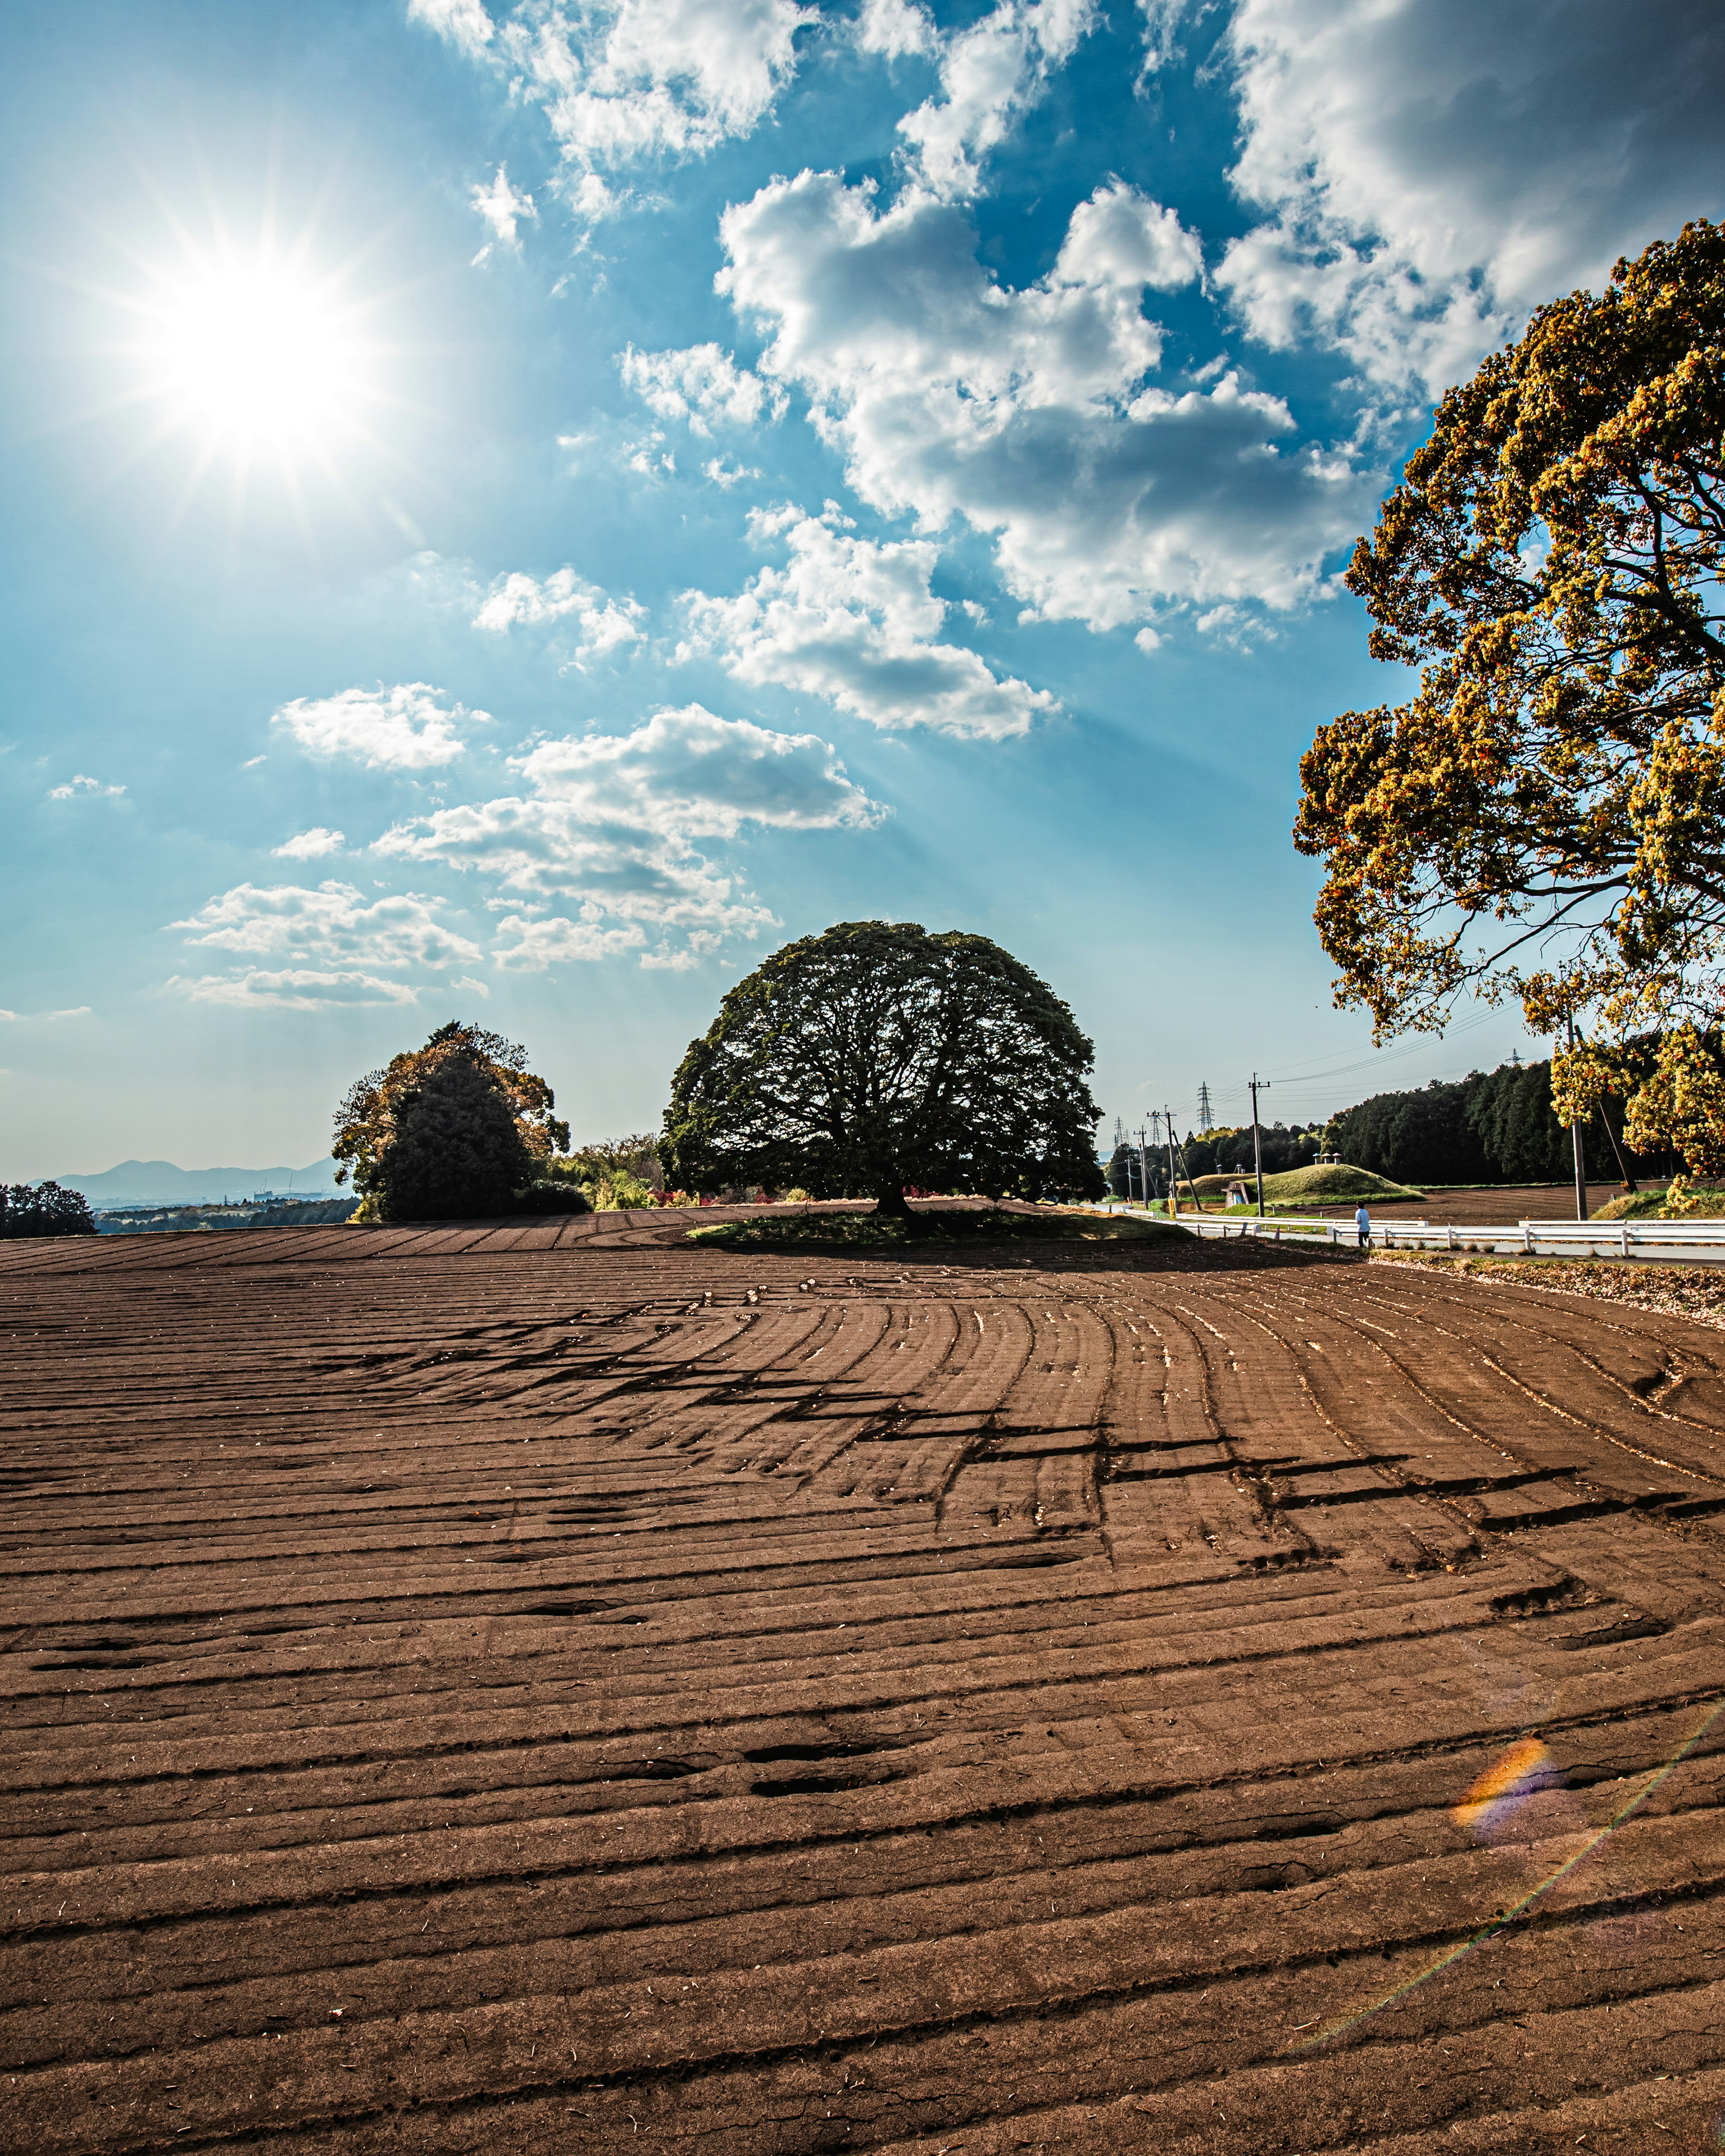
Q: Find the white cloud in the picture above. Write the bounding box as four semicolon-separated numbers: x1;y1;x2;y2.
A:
470;163;537;262
272;827;346;860
375;703;876;966
0;1006;91;1022
437;0;813;170
718;173;1361;630
855;0;935;60
1213;0;1725;395
895;0;1096;201
491;914;650;968
48;774;124;799
704;455;760;488
616;343;782;433
681;508;1056;738
170;969;428;1011
471;566;645;661
408;0;496;60
451;973;492;998
270;684;489;770
172;882;482;969
515;700;882;832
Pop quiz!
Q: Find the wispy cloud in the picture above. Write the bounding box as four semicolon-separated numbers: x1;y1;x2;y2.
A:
375;703;879;969
171;881;481;992
470;163;537;262
47;774;125;799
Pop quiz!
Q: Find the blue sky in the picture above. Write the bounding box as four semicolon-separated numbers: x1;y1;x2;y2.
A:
4;0;1722;1177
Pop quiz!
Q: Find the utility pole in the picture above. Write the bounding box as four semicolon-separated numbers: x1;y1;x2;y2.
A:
1163;1105;1180;1216
1197;1082;1214;1133
1249;1074;1268;1217
1566;1014;1587;1222
1137;1123;1151;1215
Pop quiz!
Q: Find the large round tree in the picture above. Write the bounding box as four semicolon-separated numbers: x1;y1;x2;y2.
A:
661;921;1104;1214
333;1021;570;1221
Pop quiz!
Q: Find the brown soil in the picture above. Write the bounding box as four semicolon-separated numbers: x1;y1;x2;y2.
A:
1304;1184;1605;1225
3;1208;1723;2153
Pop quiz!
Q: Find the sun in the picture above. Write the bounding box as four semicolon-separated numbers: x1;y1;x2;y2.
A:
139;256;373;455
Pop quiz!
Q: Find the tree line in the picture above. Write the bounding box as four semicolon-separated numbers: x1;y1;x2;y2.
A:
1323;1059;1669;1188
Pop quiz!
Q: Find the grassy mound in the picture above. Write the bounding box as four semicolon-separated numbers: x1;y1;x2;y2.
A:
687;1206;1194;1251
1258;1163;1422;1206
1591;1184;1725;1221
1179;1164;1419;1209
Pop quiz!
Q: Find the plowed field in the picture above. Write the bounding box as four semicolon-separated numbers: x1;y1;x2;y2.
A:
4;1211;1724;2154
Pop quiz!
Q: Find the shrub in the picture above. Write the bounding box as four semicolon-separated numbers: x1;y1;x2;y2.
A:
510;1181;593;1216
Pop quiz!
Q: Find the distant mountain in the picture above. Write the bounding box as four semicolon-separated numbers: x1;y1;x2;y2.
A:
48;1158;342;1208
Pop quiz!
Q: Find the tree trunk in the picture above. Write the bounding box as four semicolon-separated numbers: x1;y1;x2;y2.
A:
875;1184;929;1235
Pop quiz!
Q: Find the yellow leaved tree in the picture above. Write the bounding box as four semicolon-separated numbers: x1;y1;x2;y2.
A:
1295;221;1725;1174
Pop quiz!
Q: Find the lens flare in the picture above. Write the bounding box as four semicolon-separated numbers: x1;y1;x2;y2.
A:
1287;1696;1725;2054
1452;1736;1557;1837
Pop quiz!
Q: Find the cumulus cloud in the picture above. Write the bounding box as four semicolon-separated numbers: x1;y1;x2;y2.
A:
681;508;1056;738
376;703;876;967
616;343;783;433
272;827;346;860
896;0;1096;200
516;700;882;832
471;567;645;661
172;882;482;970
48;774;124;799
719;173;1362;629
270;684;489;770
416;0;813;169
855;0;936;61
470;163;536;261
1213;0;1725;394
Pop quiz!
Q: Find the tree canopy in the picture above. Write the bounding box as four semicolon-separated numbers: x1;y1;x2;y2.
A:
661;920;1104;1212
333;1021;569;1222
1295;221;1725;1158
0;1181;98;1238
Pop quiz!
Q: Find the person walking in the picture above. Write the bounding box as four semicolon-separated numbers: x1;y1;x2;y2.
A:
1355;1203;1371;1249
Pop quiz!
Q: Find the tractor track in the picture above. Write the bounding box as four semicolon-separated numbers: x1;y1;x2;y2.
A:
3;1213;1724;2152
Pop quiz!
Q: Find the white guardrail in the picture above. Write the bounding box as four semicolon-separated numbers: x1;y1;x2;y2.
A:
1155;1212;1725;1264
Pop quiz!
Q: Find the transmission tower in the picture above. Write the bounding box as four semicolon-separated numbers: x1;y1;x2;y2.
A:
1196;1082;1214;1132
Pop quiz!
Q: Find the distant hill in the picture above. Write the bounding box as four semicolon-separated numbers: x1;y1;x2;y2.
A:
47;1158;341;1208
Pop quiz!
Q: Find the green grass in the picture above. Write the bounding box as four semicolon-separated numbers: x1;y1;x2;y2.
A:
1258;1164;1422;1206
686;1206;1194;1250
1591;1184;1725;1222
1182;1164;1420;1209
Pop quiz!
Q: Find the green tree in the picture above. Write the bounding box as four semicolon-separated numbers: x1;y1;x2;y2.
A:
0;1181;98;1238
333;1021;570;1222
1294;221;1725;1155
661;921;1104;1217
